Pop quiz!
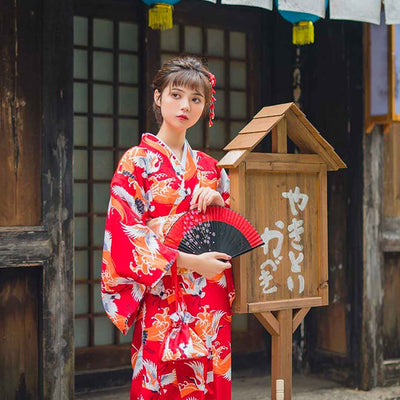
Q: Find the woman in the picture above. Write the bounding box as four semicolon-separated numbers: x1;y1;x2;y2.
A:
101;55;235;399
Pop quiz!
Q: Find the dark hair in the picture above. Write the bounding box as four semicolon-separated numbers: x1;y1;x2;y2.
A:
151;56;212;125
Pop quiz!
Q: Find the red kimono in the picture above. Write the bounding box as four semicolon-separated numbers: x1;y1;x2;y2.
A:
101;133;234;399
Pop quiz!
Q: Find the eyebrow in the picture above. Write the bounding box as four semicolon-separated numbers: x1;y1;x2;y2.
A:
171;87;204;97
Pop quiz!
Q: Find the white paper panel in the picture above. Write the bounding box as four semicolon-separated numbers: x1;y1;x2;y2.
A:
277;0;326;18
385;0;400;25
370;19;388;116
221;0;272;10
330;0;381;24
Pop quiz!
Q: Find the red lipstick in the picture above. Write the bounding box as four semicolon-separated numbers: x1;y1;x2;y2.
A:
177;114;188;120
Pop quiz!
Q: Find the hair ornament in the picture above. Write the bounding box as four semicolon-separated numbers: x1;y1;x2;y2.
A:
208;72;216;127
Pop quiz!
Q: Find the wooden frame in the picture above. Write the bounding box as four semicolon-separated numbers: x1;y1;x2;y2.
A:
364;23;400;134
233;156;329;314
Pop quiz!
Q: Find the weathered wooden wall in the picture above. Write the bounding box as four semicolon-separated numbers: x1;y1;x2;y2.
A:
0;0;41;226
0;267;40;400
0;0;75;398
383;124;400;218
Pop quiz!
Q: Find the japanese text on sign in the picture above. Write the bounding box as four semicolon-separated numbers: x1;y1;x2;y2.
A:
259;186;309;295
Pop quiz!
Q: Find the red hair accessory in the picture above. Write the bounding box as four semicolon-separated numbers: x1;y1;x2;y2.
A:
208;72;216;127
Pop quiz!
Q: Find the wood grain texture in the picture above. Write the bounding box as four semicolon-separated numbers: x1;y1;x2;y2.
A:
271;309;293;400
217;149;249;168
0;267;40;399
245;167;322;305
0;0;41;226
223;132;267;151
383;253;400;359
362;127;384;389
248;297;323;313
271;118;287;153
254;312;280;336
0;228;50;267
42;0;75;397
230;163;248;313
383;123;400;217
381;217;400;252
292;307;311;334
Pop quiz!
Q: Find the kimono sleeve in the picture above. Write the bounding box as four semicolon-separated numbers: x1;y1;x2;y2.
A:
101;151;179;334
216;167;230;208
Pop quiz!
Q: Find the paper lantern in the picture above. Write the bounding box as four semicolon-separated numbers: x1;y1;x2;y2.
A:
142;1;181;31
276;0;328;45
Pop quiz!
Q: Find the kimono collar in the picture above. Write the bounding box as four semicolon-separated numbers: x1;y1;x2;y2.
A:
140;132;197;177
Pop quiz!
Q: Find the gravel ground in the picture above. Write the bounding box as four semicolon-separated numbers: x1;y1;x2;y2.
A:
75;373;400;399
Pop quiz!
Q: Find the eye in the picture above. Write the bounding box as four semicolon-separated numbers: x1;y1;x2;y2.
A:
192;97;201;104
171;92;180;98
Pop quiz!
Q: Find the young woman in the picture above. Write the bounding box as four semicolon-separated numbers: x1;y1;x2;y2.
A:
101;56;235;399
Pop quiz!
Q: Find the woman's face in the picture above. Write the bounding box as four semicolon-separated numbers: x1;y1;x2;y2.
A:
155;84;206;132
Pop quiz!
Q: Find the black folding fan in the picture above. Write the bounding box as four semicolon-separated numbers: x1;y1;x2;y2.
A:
164;206;264;258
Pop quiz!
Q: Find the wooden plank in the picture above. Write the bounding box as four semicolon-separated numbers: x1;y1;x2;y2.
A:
254;312;280;336
217;149;248;168
239;115;281;134
253;103;294;119
383;359;400;386
0;0;41;226
248;297;323;313
362;127;385;389
319;164;329;305
271;309;293;400
42;0;74;397
381;217;400;252
223;132;267;151
383;253;400;360
245;161;322;173
383;123;400;217
246;152;324;164
292;307;311;333
230;163;247;313
0;267;40;399
271;118;287;153
0;228;51;267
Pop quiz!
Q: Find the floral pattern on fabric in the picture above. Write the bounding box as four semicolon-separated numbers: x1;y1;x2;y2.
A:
101;132;234;399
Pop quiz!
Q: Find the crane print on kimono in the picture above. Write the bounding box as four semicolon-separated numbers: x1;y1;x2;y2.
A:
101;132;234;400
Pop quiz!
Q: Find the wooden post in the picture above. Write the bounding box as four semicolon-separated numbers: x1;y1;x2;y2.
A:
271;309;293;400
272;118;288;153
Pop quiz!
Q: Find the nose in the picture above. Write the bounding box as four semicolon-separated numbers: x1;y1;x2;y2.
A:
180;97;190;111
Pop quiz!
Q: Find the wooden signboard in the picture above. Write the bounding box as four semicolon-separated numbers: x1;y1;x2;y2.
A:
217;102;346;400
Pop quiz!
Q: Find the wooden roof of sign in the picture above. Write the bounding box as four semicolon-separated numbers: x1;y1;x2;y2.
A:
217;102;347;171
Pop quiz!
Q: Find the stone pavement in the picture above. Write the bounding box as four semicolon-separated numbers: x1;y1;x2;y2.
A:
75;373;400;399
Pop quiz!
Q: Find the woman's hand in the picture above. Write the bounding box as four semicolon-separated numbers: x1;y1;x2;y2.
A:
190;187;224;213
176;251;231;280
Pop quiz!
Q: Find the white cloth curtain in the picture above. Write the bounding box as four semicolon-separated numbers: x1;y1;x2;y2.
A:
329;0;381;24
385;0;400;25
277;0;327;18
220;0;273;10
213;0;400;25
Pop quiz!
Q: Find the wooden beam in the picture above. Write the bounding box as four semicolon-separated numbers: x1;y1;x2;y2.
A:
254;312;280;336
292;307;311;334
245;153;324;164
362;127;385;389
0;228;51;267
248;297;323;313
271;118;287;153
381;217;400;252
271;309;293;400
42;0;74;397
